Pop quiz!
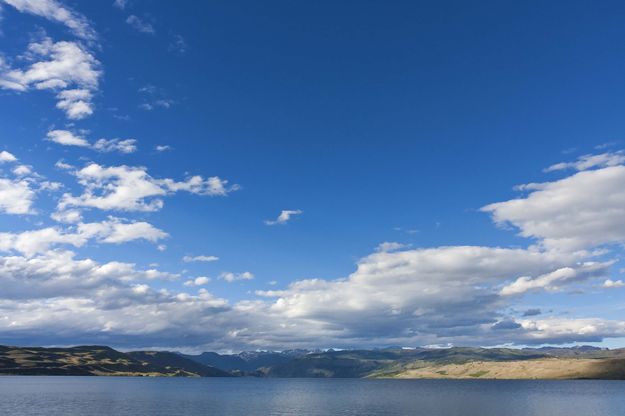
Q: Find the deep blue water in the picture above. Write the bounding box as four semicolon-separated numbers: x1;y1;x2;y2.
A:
0;377;624;415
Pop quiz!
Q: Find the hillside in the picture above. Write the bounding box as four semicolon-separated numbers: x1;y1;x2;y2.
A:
0;345;228;377
182;349;309;373
384;358;625;380
261;347;625;379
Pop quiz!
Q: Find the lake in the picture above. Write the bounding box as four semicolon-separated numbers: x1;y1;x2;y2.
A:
1;377;624;415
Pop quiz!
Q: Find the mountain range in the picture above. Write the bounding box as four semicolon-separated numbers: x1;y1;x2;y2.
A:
1;345;624;379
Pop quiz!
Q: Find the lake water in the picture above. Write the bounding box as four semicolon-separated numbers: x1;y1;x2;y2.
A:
1;377;624;415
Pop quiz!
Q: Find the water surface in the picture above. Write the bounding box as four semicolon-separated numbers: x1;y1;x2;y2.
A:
1;377;624;416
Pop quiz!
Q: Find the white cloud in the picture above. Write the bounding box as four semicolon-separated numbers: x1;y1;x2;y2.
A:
376;241;409;252
0;38;101;119
0;218;167;257
0;150;17;163
50;209;82;223
184;276;211;286
96;219;167;244
46;130;136;153
126;15;154;34
55;160;74;170
58;163;238;212
1;0;96;40
0;151;623;349
12;165;32;176
518;318;625;344
500;262;611;296
155;145;171;152
483;162;625;251
46;129;89;147
221;271;254;282
545;152;625;172
93;138;137;154
265;209;303;225
603;279;625;288
183;255;219;263
0;178;36;214
55;88;93;119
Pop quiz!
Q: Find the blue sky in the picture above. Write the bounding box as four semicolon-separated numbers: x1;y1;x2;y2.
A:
0;0;625;352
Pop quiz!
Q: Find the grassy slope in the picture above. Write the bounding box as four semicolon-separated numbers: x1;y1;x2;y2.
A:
382;358;625;380
265;347;625;379
0;345;228;377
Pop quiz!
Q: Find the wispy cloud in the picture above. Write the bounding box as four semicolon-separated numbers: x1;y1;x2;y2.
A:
112;0;127;10
126;14;154;34
1;0;97;41
183;255;219;263
168;33;187;55
544;151;625;172
264;209;302;225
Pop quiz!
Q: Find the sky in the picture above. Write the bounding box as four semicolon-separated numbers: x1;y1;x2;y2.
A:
0;0;625;352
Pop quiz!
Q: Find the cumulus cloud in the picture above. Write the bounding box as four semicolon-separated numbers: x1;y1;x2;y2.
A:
46;129;89;147
221;271;254;282
0;150;17;163
0;218;167;257
0;151;624;350
50;208;82;223
93;138;137;154
264;209;303;225
483;162;625;251
12;165;32;176
256;246;580;341
58;163;238;212
46;130;136;153
155;145;171;152
184;276;211;286
603;279;625;288
183;255;219;263
0;38;101;119
0;178;36;214
0;250;179;300
518;318;625;344
1;0;96;40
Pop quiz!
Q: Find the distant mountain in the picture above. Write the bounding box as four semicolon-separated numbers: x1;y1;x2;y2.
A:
262;347;625;378
2;345;625;379
182;350;310;372
127;351;230;377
